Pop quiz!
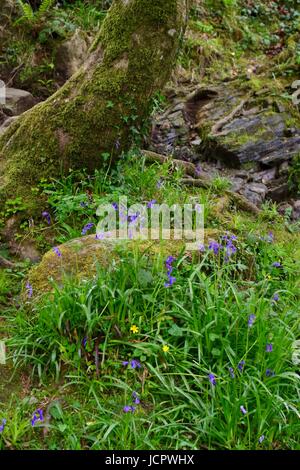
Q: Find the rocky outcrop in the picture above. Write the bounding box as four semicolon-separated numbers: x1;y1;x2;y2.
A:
149;80;300;210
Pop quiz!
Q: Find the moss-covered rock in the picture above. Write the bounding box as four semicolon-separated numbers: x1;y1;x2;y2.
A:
24;228;221;300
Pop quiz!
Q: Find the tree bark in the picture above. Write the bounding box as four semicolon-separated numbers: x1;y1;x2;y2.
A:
0;0;189;212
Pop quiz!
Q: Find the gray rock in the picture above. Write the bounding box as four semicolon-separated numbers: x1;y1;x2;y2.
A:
55;29;92;79
0;115;18;135
252;168;277;184
230;177;244;192
292;200;300;220
241;188;264;206
246;182;268;197
279;161;290;176
2;88;36;115
267;182;290;202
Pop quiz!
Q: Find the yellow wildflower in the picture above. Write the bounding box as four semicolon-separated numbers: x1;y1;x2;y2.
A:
162;345;170;353
130;325;139;334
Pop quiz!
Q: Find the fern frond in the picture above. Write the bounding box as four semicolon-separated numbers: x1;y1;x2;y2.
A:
39;0;55;15
17;0;34;21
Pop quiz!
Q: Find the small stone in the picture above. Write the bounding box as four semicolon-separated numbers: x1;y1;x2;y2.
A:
279;161;290;176
190;138;202;146
267;183;290;202
230;177;245;192
252;168;276;184
247;182;268;197
241;188;264;206
4;88;36;115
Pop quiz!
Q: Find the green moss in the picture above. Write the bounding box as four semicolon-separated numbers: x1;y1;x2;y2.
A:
0;0;187;215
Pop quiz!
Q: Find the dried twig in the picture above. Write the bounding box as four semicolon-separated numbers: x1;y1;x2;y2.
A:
0;255;15;268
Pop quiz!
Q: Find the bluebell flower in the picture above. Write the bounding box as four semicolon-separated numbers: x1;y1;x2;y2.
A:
272;293;279;302
208;241;221;255
31;409;44;427
0;419;6;433
53;247;62;257
208;373;216;386
229;367;235;378
272;262;281;268
248;314;256;327
82;222;94;235
147;200;157;209
259;435;265;444
165;256;176;287
112;202;118;211
132;392;140;405
266;343;273;353
123;405;135;413
42;211;51;225
266;369;275;377
26;281;33;298
238;360;245;372
240;405;247;415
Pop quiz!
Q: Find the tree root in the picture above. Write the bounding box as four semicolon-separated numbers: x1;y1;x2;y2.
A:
0;255;15;268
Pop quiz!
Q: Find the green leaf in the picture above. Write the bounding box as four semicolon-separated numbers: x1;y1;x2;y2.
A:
168;324;183;337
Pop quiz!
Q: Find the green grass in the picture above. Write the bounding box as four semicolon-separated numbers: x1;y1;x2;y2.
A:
1;163;299;448
0;0;300;452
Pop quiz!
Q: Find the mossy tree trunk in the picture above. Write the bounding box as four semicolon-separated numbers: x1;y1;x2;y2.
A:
0;0;189;212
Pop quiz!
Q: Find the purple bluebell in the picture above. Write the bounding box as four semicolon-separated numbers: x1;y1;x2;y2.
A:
80;201;88;208
122;359;141;369
112;202;118;211
272;293;279;302
95;232;105;240
164;276;176;288
259;435;265;444
238;361;245;372
42;211;51;225
128;212;140;225
208;241;221;255
123;405;135;413
147;200;157;209
198;244;206;252
208;373;216;386
266;369;275;377
82;337;87;348
0;419;6;433
240;405;247;415
272;262;281;268
248;314;256;327
81;222;94;235
26;281;33;298
266;343;273;353
53;247;62;257
165;256;176;287
229;367;235;379
156;179;163;189
267;232;274;243
195;203;202;214
31;409;44;427
132;392;140;405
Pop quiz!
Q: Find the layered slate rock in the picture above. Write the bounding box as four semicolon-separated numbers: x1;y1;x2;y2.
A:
149;80;300;207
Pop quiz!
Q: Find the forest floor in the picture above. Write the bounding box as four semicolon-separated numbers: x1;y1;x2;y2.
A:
0;0;299;450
